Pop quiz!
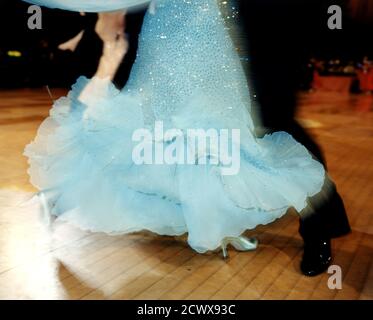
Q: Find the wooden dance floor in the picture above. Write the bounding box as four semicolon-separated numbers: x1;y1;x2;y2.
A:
0;89;372;300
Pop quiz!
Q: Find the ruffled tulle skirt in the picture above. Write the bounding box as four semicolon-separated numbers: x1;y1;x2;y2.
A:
24;77;325;253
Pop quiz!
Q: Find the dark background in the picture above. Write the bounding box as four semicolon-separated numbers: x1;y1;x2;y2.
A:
0;0;146;88
0;0;373;89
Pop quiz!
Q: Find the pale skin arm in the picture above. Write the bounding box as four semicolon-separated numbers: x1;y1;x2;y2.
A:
58;12;87;52
94;11;129;80
58;11;129;80
77;11;129;104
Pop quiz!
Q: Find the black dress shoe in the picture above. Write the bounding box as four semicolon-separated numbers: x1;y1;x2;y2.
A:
300;238;332;277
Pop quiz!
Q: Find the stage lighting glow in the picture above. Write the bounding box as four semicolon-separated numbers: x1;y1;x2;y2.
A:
7;51;22;58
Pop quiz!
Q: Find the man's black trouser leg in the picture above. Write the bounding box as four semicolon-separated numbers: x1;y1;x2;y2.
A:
281;121;351;240
238;0;351;242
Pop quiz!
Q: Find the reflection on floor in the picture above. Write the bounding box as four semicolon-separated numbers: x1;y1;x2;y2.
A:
0;89;372;300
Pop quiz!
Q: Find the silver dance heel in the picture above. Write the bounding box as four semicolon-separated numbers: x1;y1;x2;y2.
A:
221;236;258;259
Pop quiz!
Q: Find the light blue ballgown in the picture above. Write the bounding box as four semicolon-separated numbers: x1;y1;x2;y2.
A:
24;0;325;253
